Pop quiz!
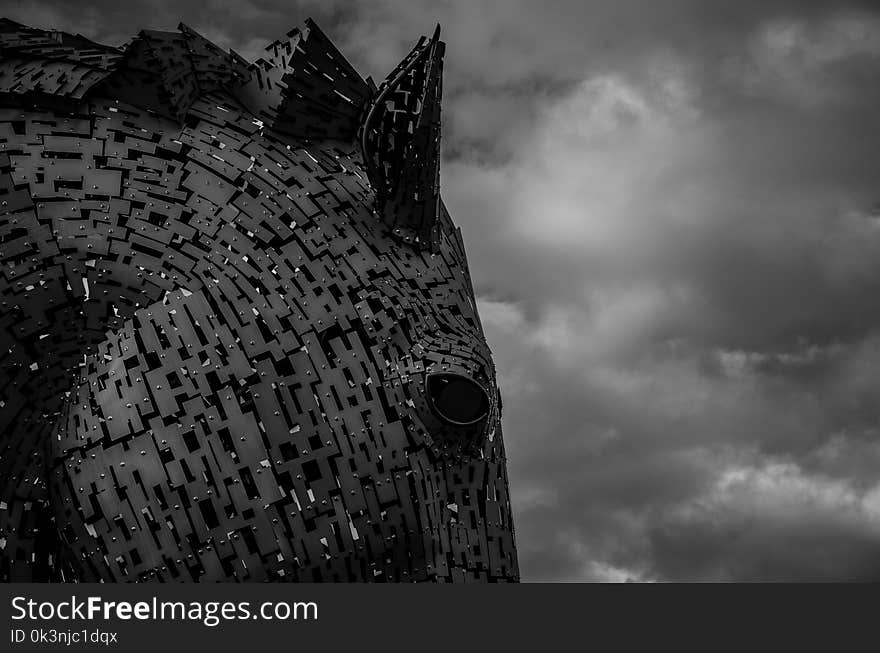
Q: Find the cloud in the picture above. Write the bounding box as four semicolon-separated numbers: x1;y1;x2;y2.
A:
736;11;880;106
465;5;880;578
647;460;880;581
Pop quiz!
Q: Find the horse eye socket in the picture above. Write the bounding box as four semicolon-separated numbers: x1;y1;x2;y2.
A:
427;373;490;425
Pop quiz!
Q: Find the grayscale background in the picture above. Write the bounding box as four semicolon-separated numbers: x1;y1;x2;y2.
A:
4;0;880;581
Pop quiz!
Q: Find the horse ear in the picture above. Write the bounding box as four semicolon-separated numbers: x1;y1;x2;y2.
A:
233;18;372;141
359;26;444;250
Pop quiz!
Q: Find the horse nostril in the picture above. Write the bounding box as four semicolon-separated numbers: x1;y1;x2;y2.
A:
426;373;491;426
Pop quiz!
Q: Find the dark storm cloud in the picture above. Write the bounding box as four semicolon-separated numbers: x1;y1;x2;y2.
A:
6;0;880;580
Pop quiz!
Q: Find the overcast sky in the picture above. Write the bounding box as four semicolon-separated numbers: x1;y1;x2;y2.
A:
6;0;880;581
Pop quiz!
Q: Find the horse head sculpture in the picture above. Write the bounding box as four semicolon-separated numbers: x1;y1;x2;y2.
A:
0;17;518;582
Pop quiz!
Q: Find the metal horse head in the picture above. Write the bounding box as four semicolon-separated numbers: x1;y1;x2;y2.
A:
0;17;518;582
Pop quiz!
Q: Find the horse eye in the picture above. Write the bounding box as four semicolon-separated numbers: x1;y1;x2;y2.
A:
426;373;491;426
